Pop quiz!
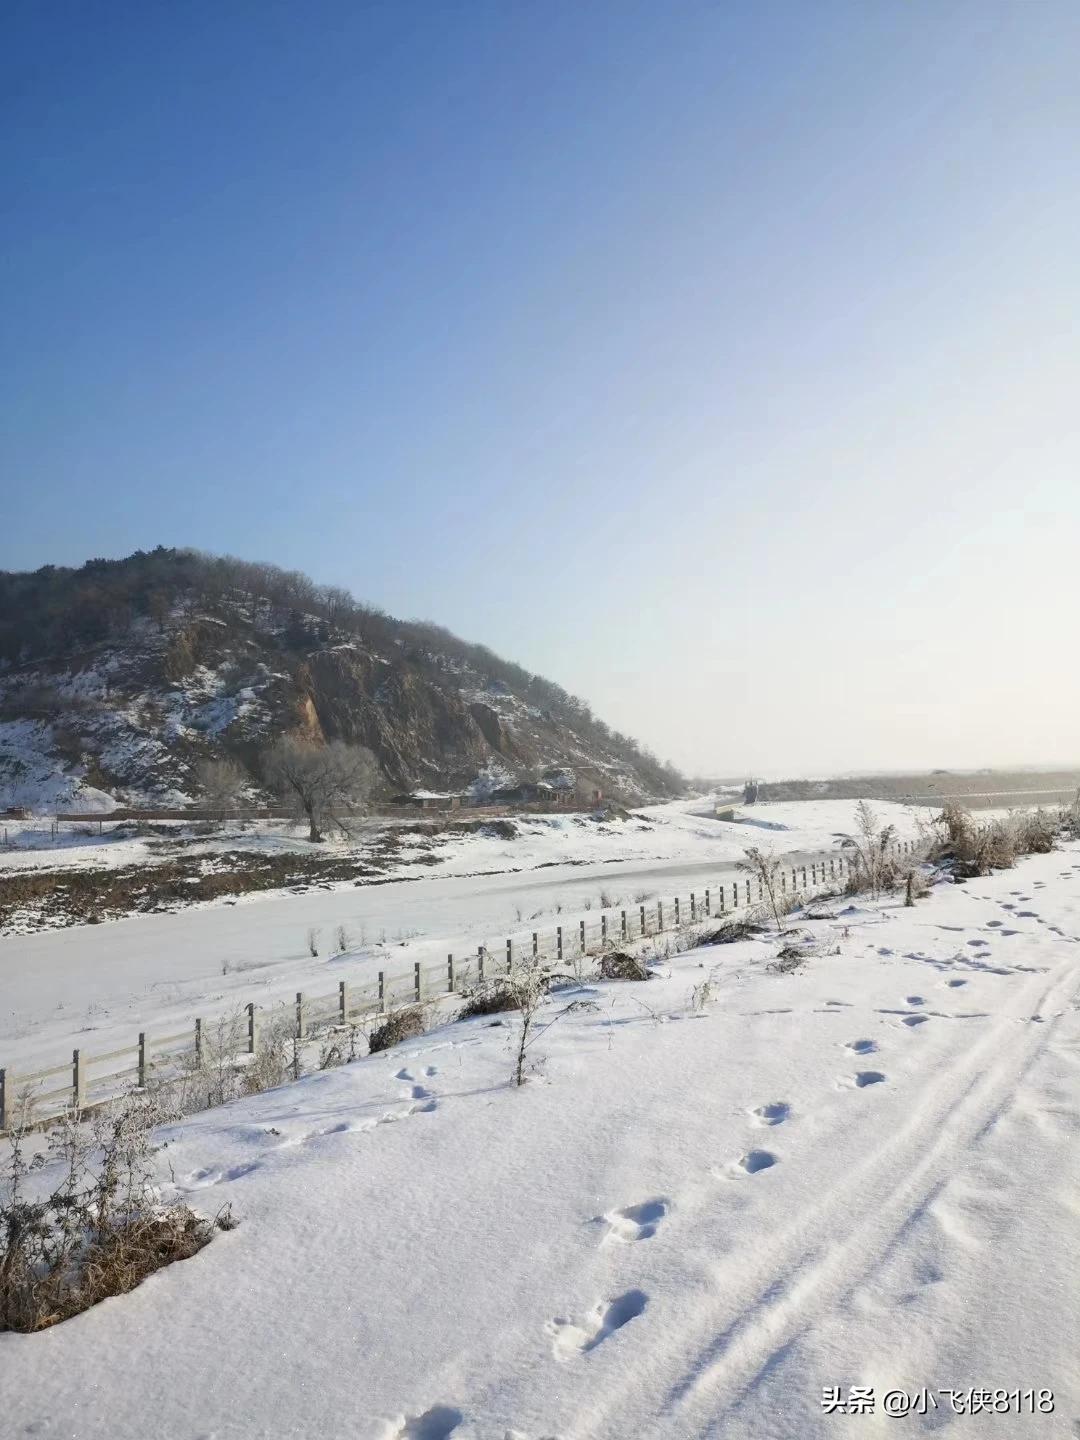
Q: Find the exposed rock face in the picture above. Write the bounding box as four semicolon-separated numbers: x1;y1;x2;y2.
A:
0;607;678;810
296;649;497;789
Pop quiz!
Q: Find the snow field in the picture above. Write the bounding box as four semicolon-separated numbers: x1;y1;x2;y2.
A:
1;843;1077;1437
0;799;921;1080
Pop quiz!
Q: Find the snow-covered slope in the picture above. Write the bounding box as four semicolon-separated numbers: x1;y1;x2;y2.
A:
2;845;1078;1437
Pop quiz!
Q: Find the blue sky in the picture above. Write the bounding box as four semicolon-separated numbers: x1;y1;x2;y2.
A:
4;1;1080;774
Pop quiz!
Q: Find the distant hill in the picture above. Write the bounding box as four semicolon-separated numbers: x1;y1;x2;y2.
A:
0;548;683;812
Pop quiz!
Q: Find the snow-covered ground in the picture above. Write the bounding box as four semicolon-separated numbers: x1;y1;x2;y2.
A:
0;800;922;1077
0;798;911;877
2;843;1077;1437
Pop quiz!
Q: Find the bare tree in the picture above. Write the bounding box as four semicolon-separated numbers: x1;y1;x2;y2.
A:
262;736;378;842
738;846;785;931
194;757;248;816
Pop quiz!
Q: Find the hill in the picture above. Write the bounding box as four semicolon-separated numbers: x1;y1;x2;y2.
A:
0;548;683;812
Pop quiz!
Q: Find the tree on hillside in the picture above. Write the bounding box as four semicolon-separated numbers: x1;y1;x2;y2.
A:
194;757;249;816
262;737;378;842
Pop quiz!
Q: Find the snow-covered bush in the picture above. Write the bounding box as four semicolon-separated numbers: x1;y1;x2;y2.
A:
1;1094;219;1333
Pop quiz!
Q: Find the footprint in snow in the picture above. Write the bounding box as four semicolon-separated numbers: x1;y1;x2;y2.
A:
181;1167;222;1189
946;978;968;988
600;1199;669;1243
901;1014;929;1027
751;1101;791;1126
845;1038;878;1054
906;995;925;1005
223;1162;259;1181
387;1405;463;1439
715;1149;777;1180
180;1161;257;1189
546;1291;648;1359
737;1149;777;1174
853;1071;887;1088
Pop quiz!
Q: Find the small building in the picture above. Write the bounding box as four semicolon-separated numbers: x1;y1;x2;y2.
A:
490;782;553;806
391;791;464;811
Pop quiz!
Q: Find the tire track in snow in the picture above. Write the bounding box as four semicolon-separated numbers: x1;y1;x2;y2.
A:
579;955;1080;1439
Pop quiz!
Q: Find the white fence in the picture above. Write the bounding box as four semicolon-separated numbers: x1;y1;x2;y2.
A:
0;842;920;1132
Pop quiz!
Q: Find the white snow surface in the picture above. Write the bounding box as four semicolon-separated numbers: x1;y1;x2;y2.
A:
2;845;1078;1437
0;800;922;1076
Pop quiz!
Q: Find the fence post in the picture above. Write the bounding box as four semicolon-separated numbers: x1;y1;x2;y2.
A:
478;946;486;982
506;938;513;973
556;926;563;962
601;914;608;945
532;931;539;957
639;904;646;935
690;892;696;922
339;980;348;1023
674;897;680;926
657;901;664;931
579;919;586;952
137;1033;146;1088
705;888;711;917
378;971;385;1013
718;885;724;912
447;954;455;993
802;866;807;887
295;993;306;1039
72;1049;84;1111
194;1017;203;1068
0;1068;6;1132
621;909;628;939
414;962;422;1002
246;1003;256;1054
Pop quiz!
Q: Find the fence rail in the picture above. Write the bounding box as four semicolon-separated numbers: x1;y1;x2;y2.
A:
0;841;922;1132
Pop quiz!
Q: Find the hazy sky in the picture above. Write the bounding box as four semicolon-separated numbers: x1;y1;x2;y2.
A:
4;1;1079;777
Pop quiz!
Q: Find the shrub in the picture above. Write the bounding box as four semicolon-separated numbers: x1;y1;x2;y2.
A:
1014;809;1057;854
927;801;1061;877
738;848;785;930
242;1014;292;1094
368;1005;426;1053
843;802;904;897
1;1094;219;1333
457;981;522;1019
599;951;649;982
698;918;767;945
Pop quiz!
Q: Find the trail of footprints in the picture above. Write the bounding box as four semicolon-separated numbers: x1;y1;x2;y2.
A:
176;1065;441;1194
541;973;959;1375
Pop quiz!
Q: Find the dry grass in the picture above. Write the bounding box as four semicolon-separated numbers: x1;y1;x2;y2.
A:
368;1005;426;1053
456;981;522;1019
1;1094;222;1334
598;951;650;982
931;801;1060;878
